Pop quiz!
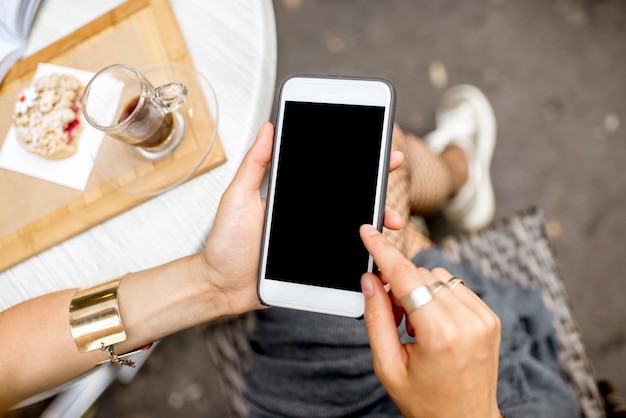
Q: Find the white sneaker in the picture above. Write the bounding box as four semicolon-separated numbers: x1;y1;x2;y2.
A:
424;84;497;231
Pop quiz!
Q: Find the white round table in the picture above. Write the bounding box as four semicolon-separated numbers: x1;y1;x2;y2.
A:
4;0;276;414
0;0;277;310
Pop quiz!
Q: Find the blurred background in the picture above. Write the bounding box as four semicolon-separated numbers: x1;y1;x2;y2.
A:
10;0;625;416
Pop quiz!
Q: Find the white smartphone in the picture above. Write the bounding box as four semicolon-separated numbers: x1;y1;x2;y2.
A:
257;74;396;318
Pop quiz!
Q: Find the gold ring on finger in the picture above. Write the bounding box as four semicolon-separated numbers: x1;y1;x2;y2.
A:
446;276;465;290
428;281;446;295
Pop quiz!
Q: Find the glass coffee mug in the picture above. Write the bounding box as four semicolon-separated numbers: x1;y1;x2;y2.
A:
82;63;188;160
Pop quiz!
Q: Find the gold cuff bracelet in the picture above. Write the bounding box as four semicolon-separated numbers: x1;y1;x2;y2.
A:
69;279;126;352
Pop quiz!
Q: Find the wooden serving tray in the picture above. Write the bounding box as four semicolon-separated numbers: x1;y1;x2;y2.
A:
0;0;226;272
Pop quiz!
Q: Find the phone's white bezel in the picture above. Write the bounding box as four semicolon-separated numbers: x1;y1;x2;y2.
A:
258;75;395;318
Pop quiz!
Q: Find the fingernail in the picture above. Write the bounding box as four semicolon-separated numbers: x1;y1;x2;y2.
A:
361;275;374;297
361;224;378;236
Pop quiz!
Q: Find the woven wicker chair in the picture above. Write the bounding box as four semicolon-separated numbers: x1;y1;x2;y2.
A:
201;207;607;418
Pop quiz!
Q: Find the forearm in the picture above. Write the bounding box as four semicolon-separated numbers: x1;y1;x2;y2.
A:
116;252;229;350
0;252;225;411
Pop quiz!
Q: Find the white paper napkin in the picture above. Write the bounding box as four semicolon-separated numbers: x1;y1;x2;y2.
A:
0;63;110;191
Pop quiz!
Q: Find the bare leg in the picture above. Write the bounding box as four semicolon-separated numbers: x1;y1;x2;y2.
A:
384;123;468;259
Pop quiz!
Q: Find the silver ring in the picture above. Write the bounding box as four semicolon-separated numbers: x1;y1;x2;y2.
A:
446;277;465;290
428;281;446;295
400;285;433;314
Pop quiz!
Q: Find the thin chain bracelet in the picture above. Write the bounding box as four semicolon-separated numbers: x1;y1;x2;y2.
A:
97;342;154;368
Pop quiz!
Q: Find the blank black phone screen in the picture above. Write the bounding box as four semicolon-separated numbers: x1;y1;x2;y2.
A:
265;101;386;292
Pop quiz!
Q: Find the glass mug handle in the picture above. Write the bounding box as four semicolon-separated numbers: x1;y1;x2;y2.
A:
153;82;188;113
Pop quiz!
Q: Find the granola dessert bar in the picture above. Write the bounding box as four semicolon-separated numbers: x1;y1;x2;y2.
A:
12;73;85;159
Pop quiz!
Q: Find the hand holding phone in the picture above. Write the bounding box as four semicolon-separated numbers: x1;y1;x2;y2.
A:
257;75;396;318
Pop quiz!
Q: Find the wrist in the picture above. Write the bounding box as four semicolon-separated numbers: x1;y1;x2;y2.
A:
189;251;260;317
186;252;235;319
114;254;219;350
